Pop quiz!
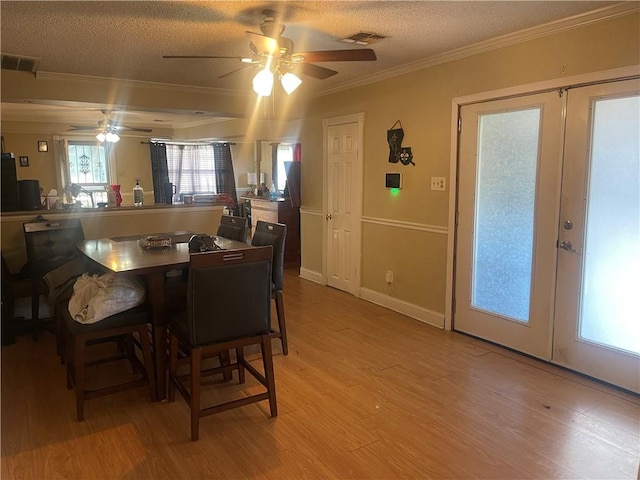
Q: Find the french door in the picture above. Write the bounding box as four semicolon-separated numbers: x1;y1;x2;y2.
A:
455;78;640;392
553;80;639;392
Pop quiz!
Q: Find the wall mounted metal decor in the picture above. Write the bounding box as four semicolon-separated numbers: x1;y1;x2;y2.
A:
387;120;414;166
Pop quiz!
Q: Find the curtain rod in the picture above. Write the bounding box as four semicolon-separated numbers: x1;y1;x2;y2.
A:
140;141;236;145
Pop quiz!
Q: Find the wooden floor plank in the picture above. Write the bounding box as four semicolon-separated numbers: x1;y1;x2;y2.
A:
1;269;638;479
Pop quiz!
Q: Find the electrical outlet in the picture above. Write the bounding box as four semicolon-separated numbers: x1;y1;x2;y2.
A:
385;270;393;284
431;177;446;191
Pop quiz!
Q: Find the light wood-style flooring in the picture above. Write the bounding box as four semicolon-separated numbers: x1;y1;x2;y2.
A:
2;270;639;479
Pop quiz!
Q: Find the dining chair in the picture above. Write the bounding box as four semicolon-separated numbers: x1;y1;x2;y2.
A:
251;220;288;355
63;303;157;421
216;215;248;242
168;246;277;441
43;256;97;363
21;217;85;339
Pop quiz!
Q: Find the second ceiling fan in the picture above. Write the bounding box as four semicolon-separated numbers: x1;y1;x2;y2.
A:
68;110;152;143
163;9;377;95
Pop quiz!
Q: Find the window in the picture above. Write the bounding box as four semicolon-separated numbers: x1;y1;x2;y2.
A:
166;144;217;196
66;141;110;206
275;144;293;192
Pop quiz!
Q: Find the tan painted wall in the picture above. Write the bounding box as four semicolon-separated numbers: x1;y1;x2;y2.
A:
1;131;57;188
299;12;639;314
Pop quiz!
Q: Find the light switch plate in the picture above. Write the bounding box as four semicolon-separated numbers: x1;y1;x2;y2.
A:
431;177;446;191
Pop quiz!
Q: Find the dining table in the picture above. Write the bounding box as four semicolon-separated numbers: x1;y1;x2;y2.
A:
75;232;254;400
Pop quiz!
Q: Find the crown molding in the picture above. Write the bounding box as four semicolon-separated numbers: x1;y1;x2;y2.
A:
34;71;246;97
315;2;639;98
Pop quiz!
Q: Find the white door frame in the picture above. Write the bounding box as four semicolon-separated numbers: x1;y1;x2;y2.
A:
446;65;640;331
322;112;365;293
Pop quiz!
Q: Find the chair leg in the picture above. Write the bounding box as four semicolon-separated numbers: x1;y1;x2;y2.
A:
261;333;278;418
236;347;245;384
274;290;288;355
138;325;157;402
66;329;74;390
219;350;232;382
55;306;66;364
190;347;202;441
74;336;86;421
168;333;179;403
31;292;40;341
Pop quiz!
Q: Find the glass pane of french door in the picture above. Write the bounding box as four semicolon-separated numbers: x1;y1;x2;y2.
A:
473;108;540;322
581;94;640;354
554;79;640;393
455;92;563;359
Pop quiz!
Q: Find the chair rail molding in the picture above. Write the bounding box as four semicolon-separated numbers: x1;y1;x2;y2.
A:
361;216;448;235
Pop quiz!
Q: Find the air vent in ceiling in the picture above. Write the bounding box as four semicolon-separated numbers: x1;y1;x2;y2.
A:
1;54;40;73
339;32;387;46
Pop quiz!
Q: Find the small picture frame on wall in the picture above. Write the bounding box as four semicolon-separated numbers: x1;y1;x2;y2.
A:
37;140;48;152
19;156;29;167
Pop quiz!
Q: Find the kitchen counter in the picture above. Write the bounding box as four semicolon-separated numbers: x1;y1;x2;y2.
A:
0;202;224;219
1;203;225;272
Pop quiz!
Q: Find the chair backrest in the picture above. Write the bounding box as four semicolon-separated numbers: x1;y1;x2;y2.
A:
23;218;85;276
216;215;248;243
251;221;286;291
185;246;272;346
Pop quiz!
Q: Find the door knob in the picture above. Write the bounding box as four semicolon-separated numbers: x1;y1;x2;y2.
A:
326;213;332;220
559;240;576;252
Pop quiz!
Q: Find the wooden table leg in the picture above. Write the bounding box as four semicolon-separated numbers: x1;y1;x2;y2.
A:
147;272;167;400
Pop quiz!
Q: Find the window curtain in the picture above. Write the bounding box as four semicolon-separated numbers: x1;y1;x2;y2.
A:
293;143;301;162
214;143;238;205
271;142;279;189
149;142;169;203
52;136;69;192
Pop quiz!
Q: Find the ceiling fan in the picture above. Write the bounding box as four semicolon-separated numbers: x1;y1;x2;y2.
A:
163;9;377;95
68;110;152;143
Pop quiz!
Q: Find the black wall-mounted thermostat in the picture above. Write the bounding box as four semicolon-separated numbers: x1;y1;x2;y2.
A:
385;172;402;189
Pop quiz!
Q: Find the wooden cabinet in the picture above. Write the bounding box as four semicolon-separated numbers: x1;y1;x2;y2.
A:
248;198;300;266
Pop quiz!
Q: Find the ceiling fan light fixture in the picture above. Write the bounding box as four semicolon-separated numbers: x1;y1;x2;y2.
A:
105;131;120;143
280;72;302;94
253;68;274;96
96;132;106;142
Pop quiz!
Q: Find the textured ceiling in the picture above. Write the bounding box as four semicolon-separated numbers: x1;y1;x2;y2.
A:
0;1;626;127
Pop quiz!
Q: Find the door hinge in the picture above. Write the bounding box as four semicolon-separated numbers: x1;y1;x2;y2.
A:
458;117;462;132
455;211;459;226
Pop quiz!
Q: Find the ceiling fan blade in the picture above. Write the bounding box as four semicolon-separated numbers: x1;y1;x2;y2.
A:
293;63;338;80
246;31;280;57
68;125;98;131
163;55;249;60
219;64;255;79
114;126;153;133
292;49;377;63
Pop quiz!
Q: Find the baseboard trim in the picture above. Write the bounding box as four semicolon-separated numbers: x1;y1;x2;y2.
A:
298;269;445;328
360;287;445;329
299;268;324;285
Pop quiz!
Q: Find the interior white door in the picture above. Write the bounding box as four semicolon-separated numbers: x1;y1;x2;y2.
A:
455;92;564;359
553;79;640;393
326;122;360;293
